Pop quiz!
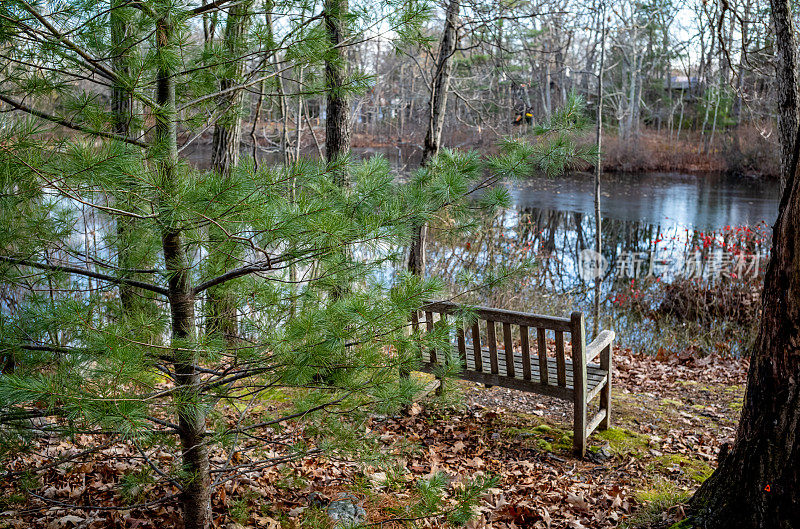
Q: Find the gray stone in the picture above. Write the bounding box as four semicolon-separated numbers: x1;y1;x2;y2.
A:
327;494;367;527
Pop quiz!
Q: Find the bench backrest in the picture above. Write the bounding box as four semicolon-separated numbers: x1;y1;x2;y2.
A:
412;301;586;391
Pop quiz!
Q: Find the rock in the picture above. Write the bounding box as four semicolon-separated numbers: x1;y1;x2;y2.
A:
327;494;367;527
307;491;329;508
588;443;613;463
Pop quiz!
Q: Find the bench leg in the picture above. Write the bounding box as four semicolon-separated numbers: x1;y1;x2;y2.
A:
573;395;587;458
570;312;588;458
599;343;612;430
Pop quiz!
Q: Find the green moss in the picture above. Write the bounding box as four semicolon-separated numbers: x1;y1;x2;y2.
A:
622;481;690;529
597;427;633;442
595;427;649;457
554;433;573;451
501;422;572;453
503;427;531;438
651;454;713;483
661;398;683;407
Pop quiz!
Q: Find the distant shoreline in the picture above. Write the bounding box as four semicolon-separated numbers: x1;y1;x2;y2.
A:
182;126;782;179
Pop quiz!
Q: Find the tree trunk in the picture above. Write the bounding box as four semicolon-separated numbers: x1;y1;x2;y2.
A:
324;0;351;186
420;0;460;167
687;2;800;525
111;0;142;315
592;1;605;337
688;121;800;529
409;0;460;277
207;1;252;346
211;0;252;177
771;0;800;189
407;223;427;276
156;14;211;529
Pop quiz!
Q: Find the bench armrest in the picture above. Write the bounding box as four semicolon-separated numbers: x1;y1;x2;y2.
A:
585;330;615;363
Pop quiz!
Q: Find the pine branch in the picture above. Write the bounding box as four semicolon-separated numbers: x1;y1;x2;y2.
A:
177;62;295;112
190;0;239;16
193;260;274;294
19;0;118;82
0;256;169;296
0;94;149;148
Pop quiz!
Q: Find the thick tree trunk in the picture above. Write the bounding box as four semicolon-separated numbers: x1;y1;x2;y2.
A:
687;3;800;523
688;129;800;529
324;0;351;186
771;0;800;190
409;0;460;276
156;15;211;529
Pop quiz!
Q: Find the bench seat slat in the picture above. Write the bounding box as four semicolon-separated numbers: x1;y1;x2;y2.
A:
422;301;573;332
449;345;607;395
417;362;574;400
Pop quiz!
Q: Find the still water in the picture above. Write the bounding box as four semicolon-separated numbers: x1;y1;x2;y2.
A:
428;171;778;294
508;172;779;230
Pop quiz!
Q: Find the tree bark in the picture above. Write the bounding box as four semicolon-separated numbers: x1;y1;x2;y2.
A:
409;0;460;277
111;0;144;315
770;0;800;190
324;0;351;186
211;0;252;177
155;14;211;529
688;122;800;529
686;2;800;524
208;1;252;346
420;0;460;166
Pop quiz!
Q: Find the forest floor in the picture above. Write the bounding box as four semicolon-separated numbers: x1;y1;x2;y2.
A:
0;348;747;529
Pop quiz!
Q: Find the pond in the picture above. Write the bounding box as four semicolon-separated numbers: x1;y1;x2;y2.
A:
425;171;779;357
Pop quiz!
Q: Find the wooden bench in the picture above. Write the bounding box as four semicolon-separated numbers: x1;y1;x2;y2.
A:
410;301;614;457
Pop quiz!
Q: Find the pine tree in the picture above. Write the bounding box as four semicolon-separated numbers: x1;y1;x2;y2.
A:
0;1;507;526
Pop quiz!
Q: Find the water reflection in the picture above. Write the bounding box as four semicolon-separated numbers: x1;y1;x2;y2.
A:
426;172;778;356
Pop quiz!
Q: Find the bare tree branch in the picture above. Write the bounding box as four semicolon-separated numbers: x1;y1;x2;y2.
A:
0;256;169;296
193;260;274;294
0;94;149;148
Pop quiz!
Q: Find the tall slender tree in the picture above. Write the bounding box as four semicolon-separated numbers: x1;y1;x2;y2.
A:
592;0;606;336
409;0;460;277
207;0;254;346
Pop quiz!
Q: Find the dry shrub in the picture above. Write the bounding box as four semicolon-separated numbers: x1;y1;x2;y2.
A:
723;124;781;177
657;278;761;325
600;131;727;173
580;127;780;178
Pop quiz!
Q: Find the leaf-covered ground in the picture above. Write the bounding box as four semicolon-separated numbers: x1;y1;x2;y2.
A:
0;348;747;528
